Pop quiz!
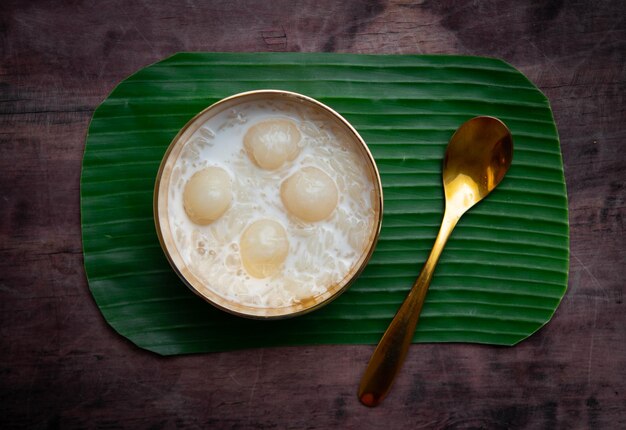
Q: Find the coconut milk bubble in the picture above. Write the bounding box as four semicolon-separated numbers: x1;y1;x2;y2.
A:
167;99;377;308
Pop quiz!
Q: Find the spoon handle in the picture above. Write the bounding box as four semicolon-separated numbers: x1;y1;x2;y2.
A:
358;210;459;407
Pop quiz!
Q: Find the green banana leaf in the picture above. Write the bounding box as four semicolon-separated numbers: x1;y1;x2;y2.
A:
81;53;569;355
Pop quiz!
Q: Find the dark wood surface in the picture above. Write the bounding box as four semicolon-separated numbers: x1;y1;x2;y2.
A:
1;1;624;428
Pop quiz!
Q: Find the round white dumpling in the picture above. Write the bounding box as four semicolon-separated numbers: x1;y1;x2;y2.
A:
183;166;232;225
243;118;301;170
240;219;289;278
280;166;338;222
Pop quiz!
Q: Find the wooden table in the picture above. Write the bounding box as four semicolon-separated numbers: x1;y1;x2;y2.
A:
2;1;624;428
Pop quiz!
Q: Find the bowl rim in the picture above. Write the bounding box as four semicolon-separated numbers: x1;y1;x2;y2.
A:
153;89;384;319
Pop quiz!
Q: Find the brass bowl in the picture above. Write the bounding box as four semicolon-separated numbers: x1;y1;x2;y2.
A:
154;90;383;319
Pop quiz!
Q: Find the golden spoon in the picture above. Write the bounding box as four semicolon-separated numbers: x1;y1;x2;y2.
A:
358;116;513;407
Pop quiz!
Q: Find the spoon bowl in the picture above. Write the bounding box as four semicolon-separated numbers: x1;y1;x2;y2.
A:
443;116;513;215
358;116;513;407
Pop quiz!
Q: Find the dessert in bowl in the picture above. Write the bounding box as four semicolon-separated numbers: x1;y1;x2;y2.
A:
154;90;382;318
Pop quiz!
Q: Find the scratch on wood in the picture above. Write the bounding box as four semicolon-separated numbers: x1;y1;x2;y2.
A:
261;26;287;51
246;349;264;425
587;296;597;387
572;253;608;296
435;348;453;403
228;372;244;387
118;4;157;54
572;253;607;388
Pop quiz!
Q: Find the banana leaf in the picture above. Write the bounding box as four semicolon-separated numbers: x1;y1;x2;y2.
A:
81;53;569;355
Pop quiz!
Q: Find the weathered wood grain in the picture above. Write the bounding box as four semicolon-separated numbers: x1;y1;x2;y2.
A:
1;0;624;428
